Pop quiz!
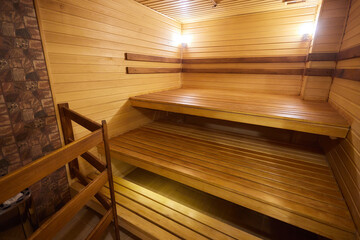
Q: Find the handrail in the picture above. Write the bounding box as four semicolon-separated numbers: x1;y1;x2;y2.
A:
0;103;120;240
29;171;108;240
0;130;102;204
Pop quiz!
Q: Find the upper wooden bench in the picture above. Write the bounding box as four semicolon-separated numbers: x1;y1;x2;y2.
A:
103;121;356;240
130;88;349;138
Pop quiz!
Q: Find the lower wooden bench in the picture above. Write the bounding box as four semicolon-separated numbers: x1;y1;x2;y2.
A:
101;121;356;240
71;174;259;240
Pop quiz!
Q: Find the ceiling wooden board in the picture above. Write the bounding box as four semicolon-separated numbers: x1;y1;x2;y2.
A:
133;0;320;23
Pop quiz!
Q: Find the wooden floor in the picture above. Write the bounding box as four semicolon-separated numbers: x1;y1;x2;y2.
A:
130;88;349;138
105;121;356;240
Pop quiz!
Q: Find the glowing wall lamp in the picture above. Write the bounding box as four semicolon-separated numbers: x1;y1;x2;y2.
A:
299;22;315;41
172;33;192;46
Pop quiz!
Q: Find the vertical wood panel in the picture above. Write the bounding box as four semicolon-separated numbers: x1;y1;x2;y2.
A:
325;0;360;233
301;0;350;101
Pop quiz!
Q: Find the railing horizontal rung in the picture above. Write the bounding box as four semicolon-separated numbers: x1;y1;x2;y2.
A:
29;171;108;240
85;208;113;240
0;129;103;204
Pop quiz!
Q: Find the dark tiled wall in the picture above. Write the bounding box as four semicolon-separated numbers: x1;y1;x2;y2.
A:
0;0;70;222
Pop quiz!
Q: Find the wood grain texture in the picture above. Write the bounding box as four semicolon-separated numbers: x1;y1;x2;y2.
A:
335;69;360;81
127;67;182;74
308;53;338;61
130;88;349;137
103;121;355;240
182;56;307;64
87;172;260;240
338;45;360;60
325;0;360;233
30;171;108;240
182;68;304;75
0;130;102;204
35;0;182;142
132;0;320;23
85;208;113;240
125;53;181;63
301;0;350;101
304;68;334;76
181;7;318;95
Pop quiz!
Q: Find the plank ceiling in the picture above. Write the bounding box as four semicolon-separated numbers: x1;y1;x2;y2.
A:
133;0;321;23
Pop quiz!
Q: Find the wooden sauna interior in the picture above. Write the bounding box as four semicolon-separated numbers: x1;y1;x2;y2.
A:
8;0;360;239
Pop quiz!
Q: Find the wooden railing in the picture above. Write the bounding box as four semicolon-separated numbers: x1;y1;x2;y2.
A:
0;103;120;240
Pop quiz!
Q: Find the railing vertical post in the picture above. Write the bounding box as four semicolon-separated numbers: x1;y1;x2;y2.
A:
101;120;121;240
58;103;79;178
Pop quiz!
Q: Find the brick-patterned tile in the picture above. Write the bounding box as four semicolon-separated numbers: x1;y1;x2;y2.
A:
0;0;70;223
12;67;25;81
0;125;12;136
2;144;18;156
22;108;34;121
23;16;38;28
1;22;15;37
41;98;53;108
0;113;10;125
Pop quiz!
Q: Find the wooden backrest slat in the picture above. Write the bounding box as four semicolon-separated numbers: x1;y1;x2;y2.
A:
29;171;108;240
125;53;181;63
127;67;182;74
0;129;103;204
85;208;114;240
63;107;102;132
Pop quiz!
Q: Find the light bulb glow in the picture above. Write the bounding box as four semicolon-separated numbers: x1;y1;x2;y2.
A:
172;33;192;46
299;22;314;36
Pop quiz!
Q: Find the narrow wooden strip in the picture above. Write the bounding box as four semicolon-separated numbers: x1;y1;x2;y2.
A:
102;120;121;240
182;56;306;64
109;175;257;240
148;122;327;165
337;45;360;60
29;171;108;240
68;138;106;172
58;103;78;178
73;167;111;210
81;152;106;172
63;107;102;132
182;68;304;75
108;151;355;240
125;53;181;63
85;209;113;240
126;67;182;74
113;137;347;212
130;99;349;138
305;68;334;76
335;69;360;81
90;174;258;240
308;53;338;61
96;180;209;240
0;129;102;204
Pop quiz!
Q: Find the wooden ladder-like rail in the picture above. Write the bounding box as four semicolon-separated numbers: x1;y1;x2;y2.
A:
0;103;120;240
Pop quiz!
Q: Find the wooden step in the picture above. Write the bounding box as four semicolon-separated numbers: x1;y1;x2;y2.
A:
71;174;260;240
101;121;356;240
130;88;349;138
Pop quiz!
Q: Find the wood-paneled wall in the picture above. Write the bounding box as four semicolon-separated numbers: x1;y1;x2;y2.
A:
35;0;182;140
323;0;360;232
301;0;350;101
181;7;318;95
